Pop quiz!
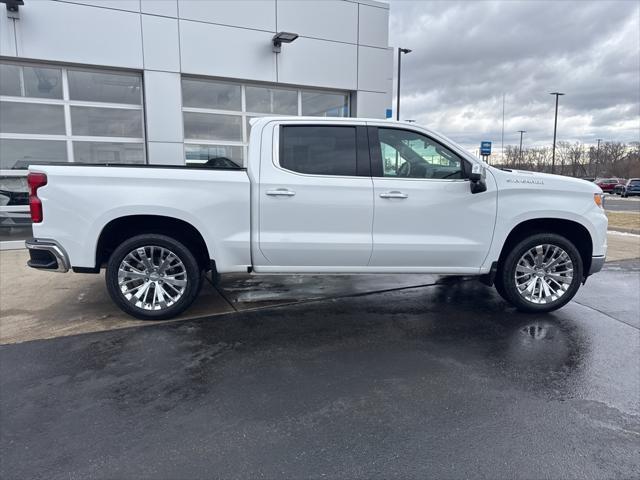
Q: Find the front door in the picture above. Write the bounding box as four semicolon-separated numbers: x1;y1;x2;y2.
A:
368;126;497;271
257;123;373;269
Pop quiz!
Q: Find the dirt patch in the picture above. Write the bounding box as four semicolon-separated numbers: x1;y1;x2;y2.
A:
607;211;640;234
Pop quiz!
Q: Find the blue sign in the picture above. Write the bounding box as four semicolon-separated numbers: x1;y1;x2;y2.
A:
480;141;492;156
386;108;393;119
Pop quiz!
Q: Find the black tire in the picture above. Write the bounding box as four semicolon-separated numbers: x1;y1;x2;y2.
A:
493;274;507;301
498;233;583;313
106;234;202;320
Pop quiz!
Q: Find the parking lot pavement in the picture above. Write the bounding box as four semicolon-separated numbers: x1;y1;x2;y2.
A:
0;249;436;344
605;195;640;212
1;262;639;479
1;230;639;345
0;249;234;344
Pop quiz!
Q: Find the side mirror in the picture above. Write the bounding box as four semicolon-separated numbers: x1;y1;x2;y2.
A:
469;163;487;194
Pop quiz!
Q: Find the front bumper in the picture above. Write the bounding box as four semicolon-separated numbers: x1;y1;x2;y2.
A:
25;238;70;273
589;256;605;275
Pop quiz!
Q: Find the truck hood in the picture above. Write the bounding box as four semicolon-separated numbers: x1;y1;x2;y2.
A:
488;167;602;194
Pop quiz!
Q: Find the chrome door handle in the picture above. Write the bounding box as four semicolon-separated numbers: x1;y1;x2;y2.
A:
266;188;296;197
379;191;408;199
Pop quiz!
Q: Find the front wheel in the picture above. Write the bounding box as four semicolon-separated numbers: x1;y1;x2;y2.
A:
106;234;202;320
497;233;583;313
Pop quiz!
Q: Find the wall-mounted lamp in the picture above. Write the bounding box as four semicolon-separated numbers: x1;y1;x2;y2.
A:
1;0;23;18
272;32;299;53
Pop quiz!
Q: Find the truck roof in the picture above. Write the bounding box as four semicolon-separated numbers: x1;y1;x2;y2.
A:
248;116;418;126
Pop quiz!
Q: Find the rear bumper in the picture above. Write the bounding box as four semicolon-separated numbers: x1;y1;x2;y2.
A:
25;238;70;273
589;256;605;275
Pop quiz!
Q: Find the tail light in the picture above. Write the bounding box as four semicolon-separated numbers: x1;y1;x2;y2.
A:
28;172;47;223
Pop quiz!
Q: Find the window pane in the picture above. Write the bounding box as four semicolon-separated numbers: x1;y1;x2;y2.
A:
301;91;348;117
280;126;357;176
68;69;142;104
70;106;143;138
0;176;28;206
73;142;144;164
185;144;243;168
0;175;32;241
245;86;297;114
0;139;67;170
23;66;63;99
182;78;241;111
0;102;65;135
0;211;32;241
183;112;242;141
378;128;465;179
0;64;21;96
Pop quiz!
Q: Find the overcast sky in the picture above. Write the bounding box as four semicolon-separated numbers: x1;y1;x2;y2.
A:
387;0;640;153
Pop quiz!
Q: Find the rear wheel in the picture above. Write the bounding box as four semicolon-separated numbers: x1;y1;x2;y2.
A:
497;233;583;313
106;234;202;320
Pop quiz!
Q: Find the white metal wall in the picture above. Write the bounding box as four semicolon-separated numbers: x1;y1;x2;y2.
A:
0;0;392;166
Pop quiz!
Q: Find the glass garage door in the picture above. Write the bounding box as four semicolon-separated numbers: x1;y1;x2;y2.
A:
181;77;350;167
0;61;145;245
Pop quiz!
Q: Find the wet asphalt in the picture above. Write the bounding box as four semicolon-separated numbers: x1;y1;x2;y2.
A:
1;261;639;479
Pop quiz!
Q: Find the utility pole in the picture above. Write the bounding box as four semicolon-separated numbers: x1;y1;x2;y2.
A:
518;130;526;163
594;138;602;178
501;93;505;164
550;92;565;174
396;47;412;121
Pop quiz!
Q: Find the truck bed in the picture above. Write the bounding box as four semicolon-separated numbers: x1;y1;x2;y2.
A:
30;164;251;272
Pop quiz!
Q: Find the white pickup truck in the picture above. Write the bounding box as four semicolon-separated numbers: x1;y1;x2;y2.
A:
26;117;607;319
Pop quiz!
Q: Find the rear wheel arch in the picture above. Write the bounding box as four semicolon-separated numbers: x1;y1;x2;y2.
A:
497;218;593;275
95;215;212;271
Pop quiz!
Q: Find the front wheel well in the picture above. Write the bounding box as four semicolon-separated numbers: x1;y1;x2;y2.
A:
498;218;593;275
95;215;211;271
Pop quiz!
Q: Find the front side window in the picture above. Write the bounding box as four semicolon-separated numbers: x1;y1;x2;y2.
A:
280;126;357;176
378;128;467;180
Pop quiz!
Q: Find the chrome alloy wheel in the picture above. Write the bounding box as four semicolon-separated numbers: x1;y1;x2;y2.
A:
514;244;574;305
118;246;188;311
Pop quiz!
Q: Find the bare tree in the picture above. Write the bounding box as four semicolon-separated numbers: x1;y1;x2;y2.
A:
492;141;639;179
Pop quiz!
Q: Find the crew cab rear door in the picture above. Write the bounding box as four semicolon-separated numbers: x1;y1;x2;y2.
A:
367;125;497;271
254;121;373;270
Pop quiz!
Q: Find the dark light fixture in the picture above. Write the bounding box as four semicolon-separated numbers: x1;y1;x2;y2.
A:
1;0;23;18
1;0;24;13
272;32;299;53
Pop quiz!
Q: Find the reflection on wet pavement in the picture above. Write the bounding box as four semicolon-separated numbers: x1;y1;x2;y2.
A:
217;273;439;309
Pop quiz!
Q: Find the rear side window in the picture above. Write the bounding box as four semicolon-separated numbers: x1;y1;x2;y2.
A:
280;125;357;176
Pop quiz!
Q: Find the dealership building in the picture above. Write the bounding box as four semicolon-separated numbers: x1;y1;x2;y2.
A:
0;0;393;246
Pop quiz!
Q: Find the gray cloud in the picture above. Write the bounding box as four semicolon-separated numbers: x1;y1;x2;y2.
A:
388;0;640;154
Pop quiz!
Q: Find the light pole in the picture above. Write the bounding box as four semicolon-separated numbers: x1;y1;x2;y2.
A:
594;138;602;178
550;92;565;174
396;47;412;121
518;130;526;163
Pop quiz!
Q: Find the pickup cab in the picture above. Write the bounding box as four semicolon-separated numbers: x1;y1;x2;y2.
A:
26;117;608;320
